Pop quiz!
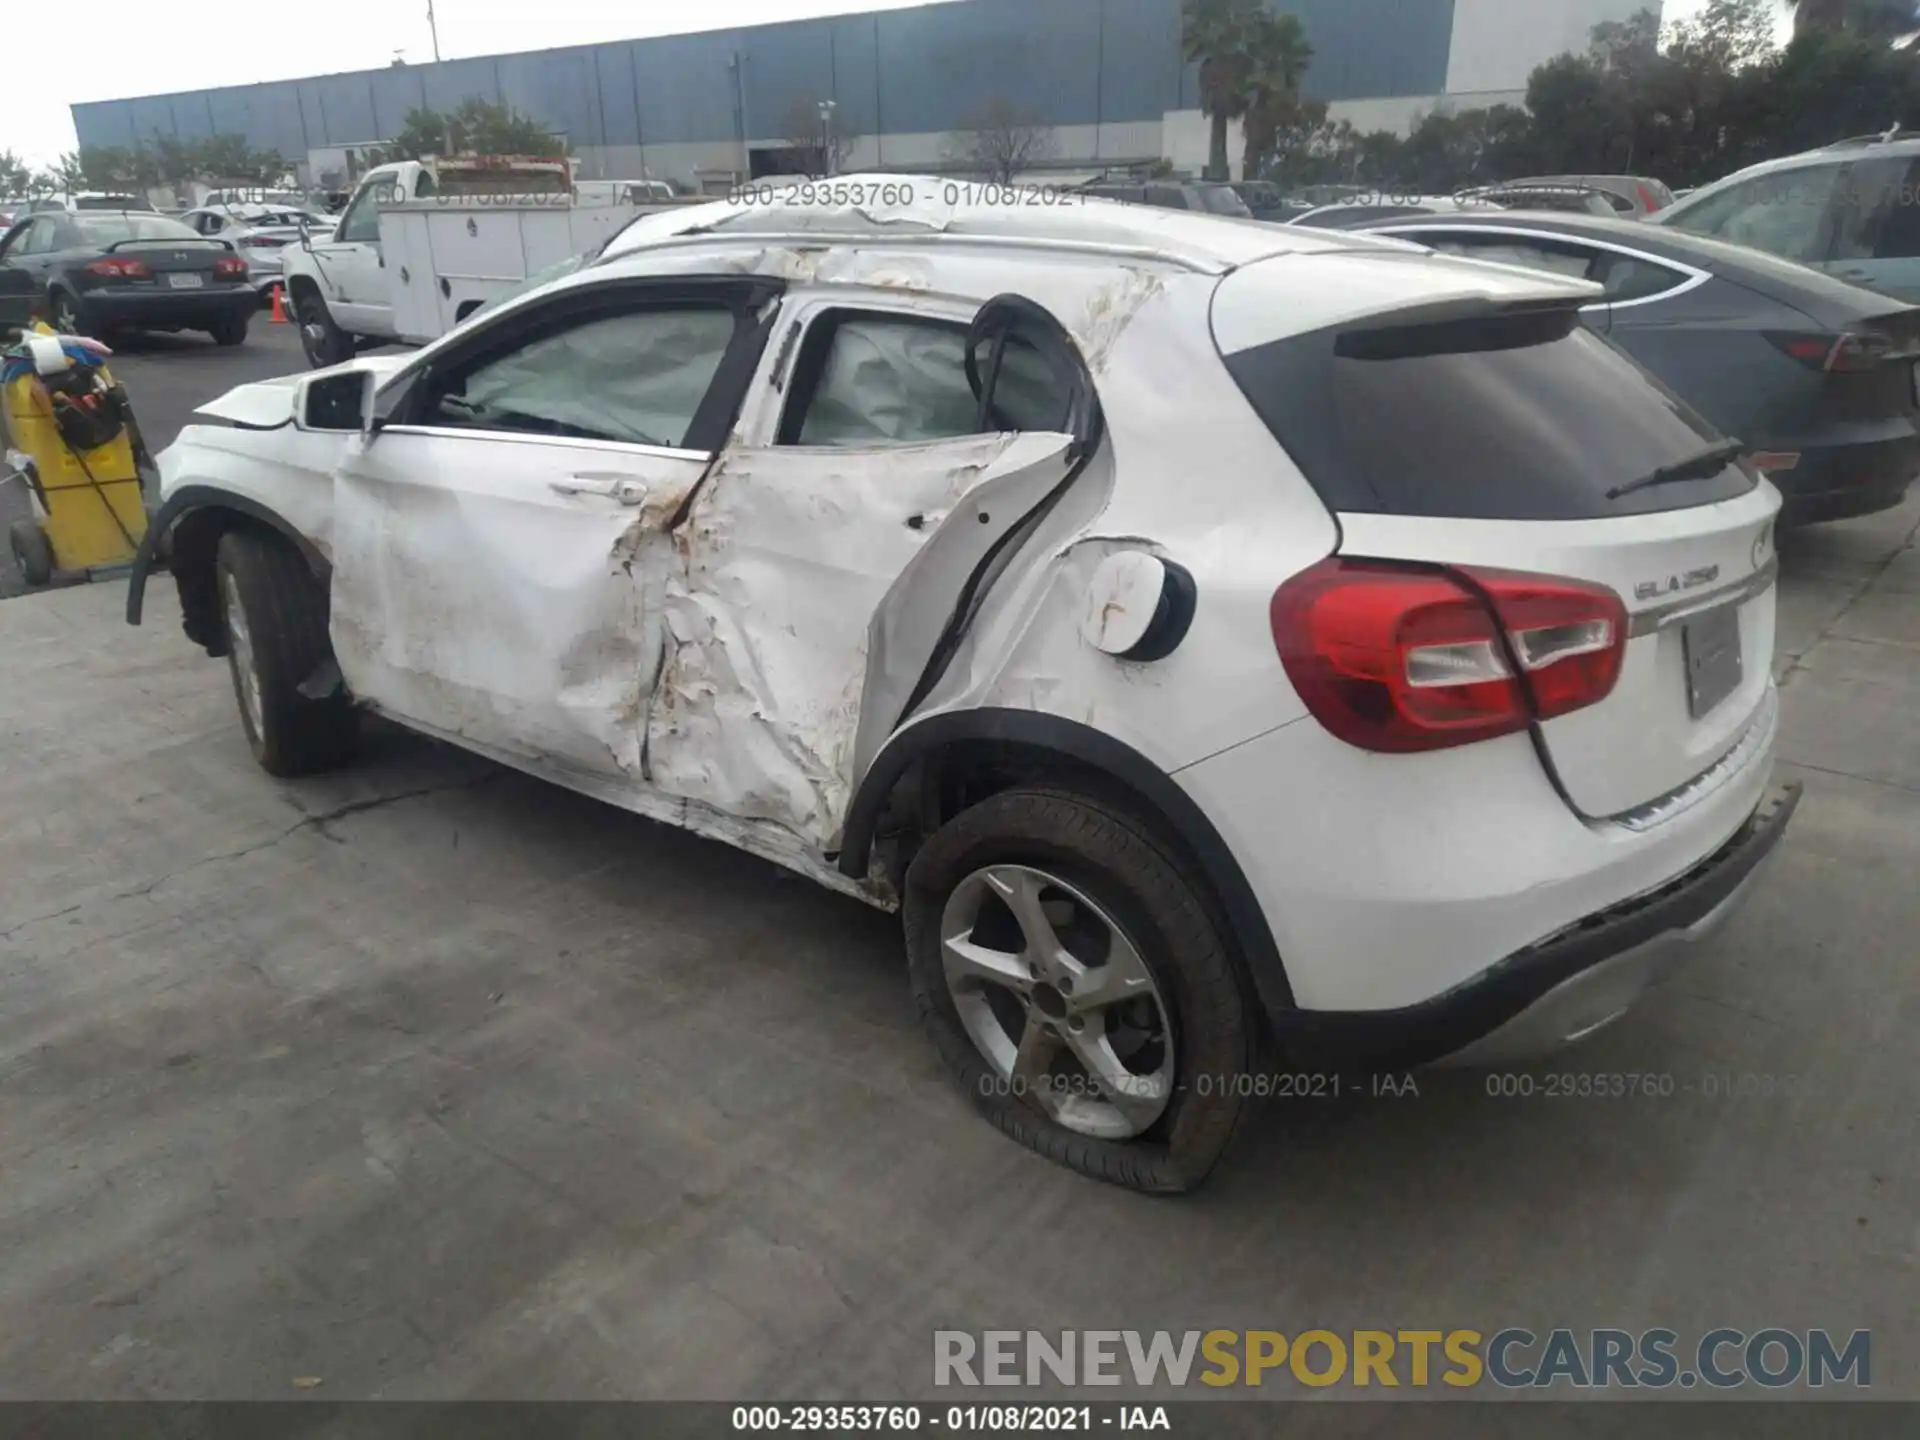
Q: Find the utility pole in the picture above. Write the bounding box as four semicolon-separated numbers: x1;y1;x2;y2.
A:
818;99;838;177
427;0;442;62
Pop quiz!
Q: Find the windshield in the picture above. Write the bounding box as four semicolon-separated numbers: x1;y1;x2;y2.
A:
1200;186;1253;218
73;213;206;243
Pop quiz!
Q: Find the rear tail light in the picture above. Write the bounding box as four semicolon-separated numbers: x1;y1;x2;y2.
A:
1270;559;1628;754
1766;330;1892;373
214;255;247;278
85;256;150;279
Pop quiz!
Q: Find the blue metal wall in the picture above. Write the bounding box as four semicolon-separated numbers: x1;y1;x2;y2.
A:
70;0;1458;155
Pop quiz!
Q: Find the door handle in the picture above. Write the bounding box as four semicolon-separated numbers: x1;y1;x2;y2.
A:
550;474;649;506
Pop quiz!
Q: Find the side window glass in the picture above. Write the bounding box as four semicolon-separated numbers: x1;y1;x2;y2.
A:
1594;254;1690;304
339;179;398;243
427;304;737;449
1421;236;1597;281
980;334;1071;432
1146;186;1187;210
414;171;437;200
20;220;54;255
1669;166;1842;262
783;315;983;446
1866;158;1920;260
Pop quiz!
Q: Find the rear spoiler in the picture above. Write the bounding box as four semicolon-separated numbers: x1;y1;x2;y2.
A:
1333;295;1592;361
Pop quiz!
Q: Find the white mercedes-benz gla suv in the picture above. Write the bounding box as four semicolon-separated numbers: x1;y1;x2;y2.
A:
130;181;1798;1192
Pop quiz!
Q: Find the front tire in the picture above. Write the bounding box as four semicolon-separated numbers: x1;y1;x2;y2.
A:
215;528;358;776
904;787;1256;1193
292;286;353;369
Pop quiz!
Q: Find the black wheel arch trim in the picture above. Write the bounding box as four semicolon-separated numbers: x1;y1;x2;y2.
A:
838;707;1296;1014
126;485;328;627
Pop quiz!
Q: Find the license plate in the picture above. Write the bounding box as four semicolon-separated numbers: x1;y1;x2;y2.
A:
166;273;204;289
1682;605;1744;719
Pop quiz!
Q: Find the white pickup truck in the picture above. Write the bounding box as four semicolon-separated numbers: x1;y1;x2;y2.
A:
280;156;699;367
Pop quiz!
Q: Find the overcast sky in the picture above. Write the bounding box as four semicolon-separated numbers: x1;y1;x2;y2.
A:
5;0;1792;174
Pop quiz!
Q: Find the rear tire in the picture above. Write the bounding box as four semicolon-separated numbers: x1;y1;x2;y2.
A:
292;287;353;369
208;316;248;347
215;528;358;776
903;786;1256;1194
8;519;54;586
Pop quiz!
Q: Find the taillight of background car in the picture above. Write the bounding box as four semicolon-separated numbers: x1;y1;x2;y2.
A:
214;255;248;279
1765;331;1894;374
85;256;151;279
1270;559;1627;753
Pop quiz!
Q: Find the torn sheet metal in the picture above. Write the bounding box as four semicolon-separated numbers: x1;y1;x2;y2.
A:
644;431;1078;849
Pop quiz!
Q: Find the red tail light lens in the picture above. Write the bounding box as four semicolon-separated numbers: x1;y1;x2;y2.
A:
1270;559;1628;754
214;256;247;278
85;256;150;279
1766;330;1892;373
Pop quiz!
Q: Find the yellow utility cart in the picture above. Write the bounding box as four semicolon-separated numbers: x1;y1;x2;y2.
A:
3;321;151;587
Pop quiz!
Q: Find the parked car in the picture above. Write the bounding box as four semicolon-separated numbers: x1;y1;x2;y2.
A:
1350;210;1920;525
179;204;335;300
1080;179;1253;218
132;182;1796;1192
1503;174;1678;218
27;192;156;214
1655;133;1920;302
0;210;254;345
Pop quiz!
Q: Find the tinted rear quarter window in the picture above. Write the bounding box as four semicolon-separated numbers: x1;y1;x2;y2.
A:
1222;309;1753;521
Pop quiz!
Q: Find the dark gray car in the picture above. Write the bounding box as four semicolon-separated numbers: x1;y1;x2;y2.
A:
1350;211;1920;525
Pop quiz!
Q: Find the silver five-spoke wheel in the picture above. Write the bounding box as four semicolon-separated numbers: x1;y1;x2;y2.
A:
222;568;265;741
940;863;1175;1140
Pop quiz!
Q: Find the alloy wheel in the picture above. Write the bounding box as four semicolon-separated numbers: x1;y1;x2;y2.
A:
222;570;266;741
940;864;1175;1139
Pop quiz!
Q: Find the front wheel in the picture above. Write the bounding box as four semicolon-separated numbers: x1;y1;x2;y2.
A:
216;528;359;776
903;787;1256;1193
8;518;54;586
291;287;353;369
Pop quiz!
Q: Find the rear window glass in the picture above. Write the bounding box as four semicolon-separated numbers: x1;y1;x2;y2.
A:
73;213;205;243
1222;311;1755;521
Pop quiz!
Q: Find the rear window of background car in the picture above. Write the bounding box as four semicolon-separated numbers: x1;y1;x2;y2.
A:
73;213;204;244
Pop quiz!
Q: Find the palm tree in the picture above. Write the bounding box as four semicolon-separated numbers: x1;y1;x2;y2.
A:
1792;0;1919;39
1183;0;1265;180
1241;12;1315;180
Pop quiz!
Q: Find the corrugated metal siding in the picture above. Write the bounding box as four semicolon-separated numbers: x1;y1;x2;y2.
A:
70;0;1461;155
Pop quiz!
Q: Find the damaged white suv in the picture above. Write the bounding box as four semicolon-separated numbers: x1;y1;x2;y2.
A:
129;182;1799;1192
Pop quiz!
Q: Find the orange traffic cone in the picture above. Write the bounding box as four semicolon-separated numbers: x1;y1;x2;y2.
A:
269;286;288;324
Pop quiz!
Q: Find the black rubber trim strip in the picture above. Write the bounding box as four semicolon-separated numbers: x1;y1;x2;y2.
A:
1119;558;1198;663
125;485;328;626
1278;781;1803;1073
836;706;1298;1015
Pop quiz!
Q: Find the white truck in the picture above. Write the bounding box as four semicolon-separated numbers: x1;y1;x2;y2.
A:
280;156;701;367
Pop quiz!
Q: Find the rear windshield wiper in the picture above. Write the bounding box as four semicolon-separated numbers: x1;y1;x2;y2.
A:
1605;440;1746;501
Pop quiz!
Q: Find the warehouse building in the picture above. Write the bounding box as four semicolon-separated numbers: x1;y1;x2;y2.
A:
70;0;1645;189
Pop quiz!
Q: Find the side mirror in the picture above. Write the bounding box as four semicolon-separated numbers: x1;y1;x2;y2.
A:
296;368;371;432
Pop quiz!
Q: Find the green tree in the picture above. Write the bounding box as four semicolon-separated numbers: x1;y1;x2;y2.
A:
1182;0;1266;181
449;98;560;155
0;150;31;195
1241;11;1315;178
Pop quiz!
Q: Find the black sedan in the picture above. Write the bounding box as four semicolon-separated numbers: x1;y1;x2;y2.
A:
1349;211;1920;525
0;210;255;347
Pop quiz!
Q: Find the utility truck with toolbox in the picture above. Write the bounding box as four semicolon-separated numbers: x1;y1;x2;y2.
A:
281;155;700;366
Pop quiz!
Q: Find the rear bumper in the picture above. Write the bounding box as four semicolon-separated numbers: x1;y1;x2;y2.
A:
1767;433;1919;525
1278;783;1800;1073
81;286;256;329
